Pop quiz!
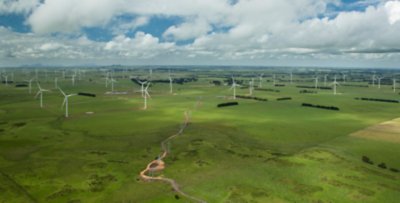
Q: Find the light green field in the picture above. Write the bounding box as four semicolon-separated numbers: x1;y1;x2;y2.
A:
0;68;399;203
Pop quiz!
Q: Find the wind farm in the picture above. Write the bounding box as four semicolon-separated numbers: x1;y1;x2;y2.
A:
0;66;400;203
1;0;400;202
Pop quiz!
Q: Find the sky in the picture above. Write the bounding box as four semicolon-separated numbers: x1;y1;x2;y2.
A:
0;0;400;68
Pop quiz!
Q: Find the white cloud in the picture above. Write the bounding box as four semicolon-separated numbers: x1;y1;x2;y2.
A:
385;0;400;24
2;0;400;67
0;0;40;14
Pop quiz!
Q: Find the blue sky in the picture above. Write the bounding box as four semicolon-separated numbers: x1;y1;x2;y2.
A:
0;0;400;68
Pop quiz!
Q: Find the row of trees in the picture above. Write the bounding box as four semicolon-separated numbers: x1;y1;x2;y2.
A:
217;102;239;108
302;103;340;111
296;85;332;90
362;156;399;173
299;90;317;94
277;97;292;101
355;97;399;103
255;88;280;93
236;95;268;102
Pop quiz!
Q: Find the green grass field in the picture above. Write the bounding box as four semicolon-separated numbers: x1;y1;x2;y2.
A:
0;68;399;202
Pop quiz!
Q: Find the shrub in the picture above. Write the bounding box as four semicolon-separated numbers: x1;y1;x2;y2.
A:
378;163;387;169
362;156;374;165
389;168;399;173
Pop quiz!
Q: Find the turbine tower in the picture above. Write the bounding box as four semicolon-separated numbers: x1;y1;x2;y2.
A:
59;87;77;118
272;74;276;86
393;78;397;93
71;74;76;86
143;82;151;110
258;73;263;88
54;77;58;89
168;71;173;94
372;74;376;87
35;83;50;108
330;76;340;95
249;78;254;96
324;74;328;86
230;77;240;100
290;71;293;84
377;76;384;89
2;75;8;86
24;78;34;94
110;77;117;92
314;76;319;89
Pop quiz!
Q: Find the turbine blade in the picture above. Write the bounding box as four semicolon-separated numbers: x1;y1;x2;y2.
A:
61;98;66;108
35;91;41;98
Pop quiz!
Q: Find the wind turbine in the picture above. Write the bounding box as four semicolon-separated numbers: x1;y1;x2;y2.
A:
330;76;340;95
342;73;347;83
258;73;264;88
393;78;397;93
35;83;50;108
230;77;240;100
24;78;34;94
2;75;8;86
59;87;77;118
290;71;293;84
136;79;148;97
110;77;117;92
372;73;376;87
249;78;254;96
168;71;173;94
314;76;319;89
143;82;151;110
54;77;58;89
324;74;328;86
272;74;276;86
377;76;384;89
104;72;110;88
71;74;76;86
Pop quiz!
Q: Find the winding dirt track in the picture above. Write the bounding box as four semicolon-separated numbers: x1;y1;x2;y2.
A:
139;109;206;203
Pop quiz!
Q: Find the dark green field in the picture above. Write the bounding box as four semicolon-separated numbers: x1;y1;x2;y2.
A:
0;67;399;202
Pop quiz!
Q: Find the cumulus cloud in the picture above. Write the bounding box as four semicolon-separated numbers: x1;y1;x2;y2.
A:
0;0;40;14
385;0;400;24
2;0;400;67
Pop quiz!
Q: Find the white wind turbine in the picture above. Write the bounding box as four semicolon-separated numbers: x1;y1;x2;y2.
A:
342;73;347;83
230;77;240;100
314;76;319;89
393;78;397;93
35;83;50;108
168;71;173;94
71;74;76;86
24;78;34;94
104;72;110;88
249;78;254;96
136;79;148;97
371;73;376;87
110;77;117;92
377;76;384;89
2;75;8;86
59;87;77;118
143;82;151;110
330;76;340;95
290;71;293;84
272;74;276;86
258;73;264;88
324;74;328;86
54;77;58;89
